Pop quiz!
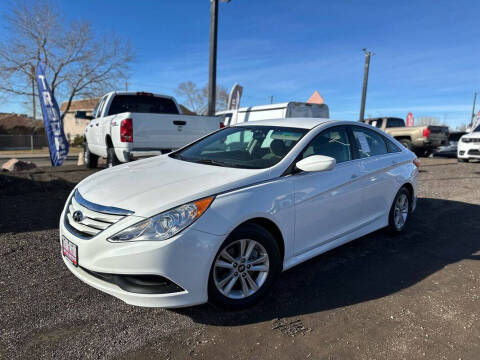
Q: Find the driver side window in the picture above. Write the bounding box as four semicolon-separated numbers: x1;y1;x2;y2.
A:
301;127;352;163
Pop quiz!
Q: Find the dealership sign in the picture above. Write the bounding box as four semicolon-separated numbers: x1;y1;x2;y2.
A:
406;112;414;127
36;63;69;166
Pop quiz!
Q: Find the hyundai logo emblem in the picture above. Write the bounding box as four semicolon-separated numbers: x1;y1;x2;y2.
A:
72;210;84;223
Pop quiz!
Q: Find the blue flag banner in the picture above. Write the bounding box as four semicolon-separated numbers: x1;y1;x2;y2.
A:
36;63;69;166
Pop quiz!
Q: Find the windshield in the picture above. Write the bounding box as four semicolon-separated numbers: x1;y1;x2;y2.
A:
474;125;480;132
170;126;308;169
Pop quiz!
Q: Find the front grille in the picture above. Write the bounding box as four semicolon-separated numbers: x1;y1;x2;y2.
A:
65;189;134;239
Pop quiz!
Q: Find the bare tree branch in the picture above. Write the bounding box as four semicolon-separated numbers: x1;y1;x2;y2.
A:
0;0;133;118
176;81;228;115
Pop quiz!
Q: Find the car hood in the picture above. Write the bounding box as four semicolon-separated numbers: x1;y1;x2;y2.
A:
462;131;480;139
76;155;271;217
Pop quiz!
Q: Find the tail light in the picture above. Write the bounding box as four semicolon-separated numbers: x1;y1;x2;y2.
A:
423;128;430;137
413;158;420;168
120;118;133;142
220;122;225;128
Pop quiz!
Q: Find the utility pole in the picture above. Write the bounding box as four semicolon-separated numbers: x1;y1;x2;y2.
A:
359;48;372;122
270;95;273;104
470;92;477;127
125;79;129;92
207;0;219;116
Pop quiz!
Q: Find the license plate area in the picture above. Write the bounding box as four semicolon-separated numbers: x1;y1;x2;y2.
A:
62;237;78;266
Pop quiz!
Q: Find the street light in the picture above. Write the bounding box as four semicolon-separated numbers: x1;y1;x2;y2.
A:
207;0;230;116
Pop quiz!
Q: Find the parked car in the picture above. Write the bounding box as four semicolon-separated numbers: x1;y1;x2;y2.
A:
77;91;222;168
216;102;329;126
362;117;449;157
60;118;419;309
433;131;466;158
457;124;480;162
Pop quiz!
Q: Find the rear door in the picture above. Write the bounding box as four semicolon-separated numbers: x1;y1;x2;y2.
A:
292;126;365;255
350;125;398;222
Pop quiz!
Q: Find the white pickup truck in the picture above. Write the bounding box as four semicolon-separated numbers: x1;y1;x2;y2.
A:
77;92;222;168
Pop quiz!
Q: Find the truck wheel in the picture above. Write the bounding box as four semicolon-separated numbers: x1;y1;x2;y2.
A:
84;142;98;169
399;139;413;151
107;147;120;168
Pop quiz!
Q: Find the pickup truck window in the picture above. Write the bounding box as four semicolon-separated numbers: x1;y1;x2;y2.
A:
108;95;179;116
95;96;108;118
386;118;405;128
370;119;383;128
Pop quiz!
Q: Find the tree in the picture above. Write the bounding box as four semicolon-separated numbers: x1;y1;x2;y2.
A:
416;116;446;126
0;0;133;120
175;81;228;114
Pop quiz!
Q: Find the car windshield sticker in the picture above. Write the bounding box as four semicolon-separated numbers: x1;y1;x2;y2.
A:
357;132;371;153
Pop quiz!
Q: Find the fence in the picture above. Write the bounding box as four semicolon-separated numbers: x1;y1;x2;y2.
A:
0;135;49;150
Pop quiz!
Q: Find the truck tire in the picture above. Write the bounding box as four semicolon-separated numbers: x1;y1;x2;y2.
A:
84;142;98;169
399;139;413;151
107;147;120;168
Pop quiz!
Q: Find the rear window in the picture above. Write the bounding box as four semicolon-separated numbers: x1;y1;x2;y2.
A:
386;118;405;128
108;95;179;116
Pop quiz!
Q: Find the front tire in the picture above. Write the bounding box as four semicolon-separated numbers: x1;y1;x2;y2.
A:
107;147;120;168
458;158;468;163
208;224;281;310
388;187;411;233
84;142;98;169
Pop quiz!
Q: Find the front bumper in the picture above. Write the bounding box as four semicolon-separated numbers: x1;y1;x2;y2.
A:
457;142;480;159
59;215;225;308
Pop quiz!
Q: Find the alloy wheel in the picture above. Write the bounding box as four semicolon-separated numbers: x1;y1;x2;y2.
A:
394;193;409;229
213;239;270;300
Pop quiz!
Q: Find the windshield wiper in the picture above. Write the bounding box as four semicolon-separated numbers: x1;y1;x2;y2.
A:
194;159;230;167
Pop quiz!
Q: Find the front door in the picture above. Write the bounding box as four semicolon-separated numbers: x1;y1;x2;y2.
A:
292;126;364;255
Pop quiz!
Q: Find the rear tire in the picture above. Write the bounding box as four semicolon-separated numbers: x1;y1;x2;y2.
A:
388;187;411;233
84;142;98;169
399;139;413;151
208;223;281;310
107;147;121;168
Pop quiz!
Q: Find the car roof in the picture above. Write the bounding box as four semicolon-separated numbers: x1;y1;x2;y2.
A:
231;117;333;129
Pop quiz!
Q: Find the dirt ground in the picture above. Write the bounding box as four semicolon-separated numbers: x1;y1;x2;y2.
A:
1;158;479;360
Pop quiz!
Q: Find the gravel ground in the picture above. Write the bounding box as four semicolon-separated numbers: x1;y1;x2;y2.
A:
1;158;479;359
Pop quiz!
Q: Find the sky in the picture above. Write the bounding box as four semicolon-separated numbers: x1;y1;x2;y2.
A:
0;0;479;128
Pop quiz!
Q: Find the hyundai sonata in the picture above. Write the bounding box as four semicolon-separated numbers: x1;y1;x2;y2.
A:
60;118;419;309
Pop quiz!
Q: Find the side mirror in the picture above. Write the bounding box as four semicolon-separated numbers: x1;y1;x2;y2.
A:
296;155;336;172
75;111;93;120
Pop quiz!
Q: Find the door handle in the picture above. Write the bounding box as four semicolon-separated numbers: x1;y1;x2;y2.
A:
173;120;187;126
351;174;359;179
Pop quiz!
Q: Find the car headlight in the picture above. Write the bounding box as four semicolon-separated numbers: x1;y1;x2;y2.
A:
109;196;214;242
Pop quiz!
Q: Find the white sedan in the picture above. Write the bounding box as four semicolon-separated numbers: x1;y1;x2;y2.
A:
60;118;419;309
